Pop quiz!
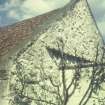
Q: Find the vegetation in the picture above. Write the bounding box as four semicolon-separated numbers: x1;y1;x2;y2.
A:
9;37;105;105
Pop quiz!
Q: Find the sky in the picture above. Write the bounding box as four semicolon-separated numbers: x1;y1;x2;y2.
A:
0;0;105;39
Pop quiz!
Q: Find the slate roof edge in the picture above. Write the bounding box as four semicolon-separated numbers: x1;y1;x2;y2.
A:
0;0;79;29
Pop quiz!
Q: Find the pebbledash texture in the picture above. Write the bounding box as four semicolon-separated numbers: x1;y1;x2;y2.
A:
0;0;104;105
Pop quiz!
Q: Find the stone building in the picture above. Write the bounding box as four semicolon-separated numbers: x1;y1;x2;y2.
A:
0;0;104;105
